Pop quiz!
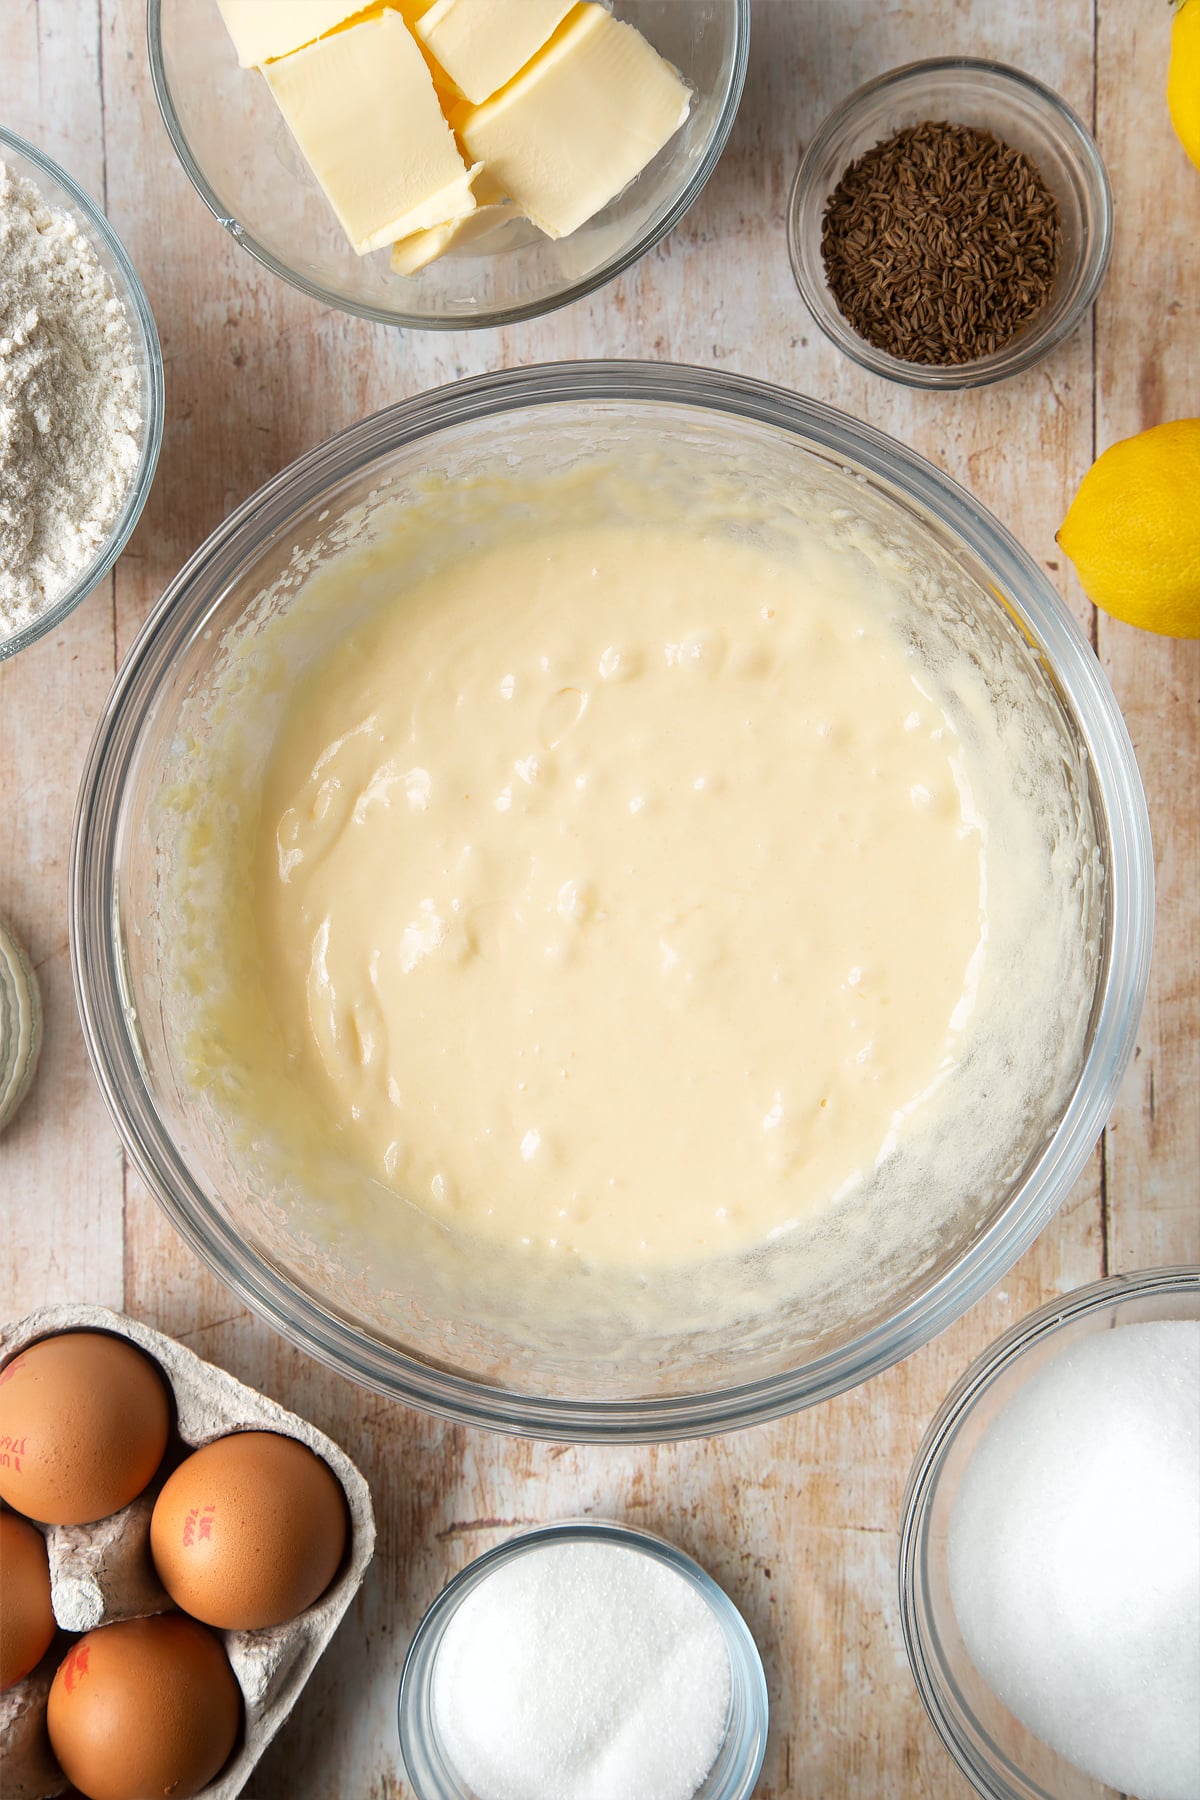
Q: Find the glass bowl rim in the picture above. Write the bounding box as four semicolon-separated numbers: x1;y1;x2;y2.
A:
897;1264;1200;1800
0;126;165;661
145;0;751;331
69;359;1154;1442
396;1515;769;1800
786;55;1114;392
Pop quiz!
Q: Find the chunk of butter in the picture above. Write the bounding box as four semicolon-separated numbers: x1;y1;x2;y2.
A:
390;171;514;274
215;0;366;69
264;9;479;256
416;0;576;104
455;2;691;240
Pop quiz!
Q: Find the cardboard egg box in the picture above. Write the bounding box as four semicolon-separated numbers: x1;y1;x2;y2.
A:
0;1304;375;1800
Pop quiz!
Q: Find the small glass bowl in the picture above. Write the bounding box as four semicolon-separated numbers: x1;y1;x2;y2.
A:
0;128;164;660
148;0;749;330
899;1266;1200;1800
787;59;1113;390
398;1517;768;1800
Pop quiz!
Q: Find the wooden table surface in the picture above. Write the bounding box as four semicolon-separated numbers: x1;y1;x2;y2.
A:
3;3;1198;1795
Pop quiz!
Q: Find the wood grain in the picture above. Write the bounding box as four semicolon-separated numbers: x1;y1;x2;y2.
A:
1;0;125;1319
1095;0;1200;1274
2;3;1197;1796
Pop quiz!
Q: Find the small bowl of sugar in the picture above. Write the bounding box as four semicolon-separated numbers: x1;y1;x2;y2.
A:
0;127;164;661
900;1266;1200;1800
787;59;1113;390
398;1517;768;1800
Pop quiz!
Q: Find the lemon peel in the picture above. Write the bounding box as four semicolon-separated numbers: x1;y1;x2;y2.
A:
1056;420;1200;638
1168;0;1200;170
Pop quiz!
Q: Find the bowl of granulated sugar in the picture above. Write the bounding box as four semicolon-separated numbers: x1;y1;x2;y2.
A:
398;1518;768;1800
901;1267;1200;1800
0;127;163;660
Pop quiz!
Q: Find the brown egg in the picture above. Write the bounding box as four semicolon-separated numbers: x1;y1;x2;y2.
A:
46;1613;240;1800
0;1332;170;1525
0;1510;56;1691
150;1430;347;1629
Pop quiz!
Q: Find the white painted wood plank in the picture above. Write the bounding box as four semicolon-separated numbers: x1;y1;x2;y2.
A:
2;2;1195;1796
0;0;125;1317
1095;0;1200;1275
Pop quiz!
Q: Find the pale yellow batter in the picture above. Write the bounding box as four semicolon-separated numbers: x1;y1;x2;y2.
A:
252;521;986;1266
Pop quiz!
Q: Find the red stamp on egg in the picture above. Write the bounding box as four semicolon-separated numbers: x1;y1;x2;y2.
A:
182;1503;217;1547
62;1642;90;1693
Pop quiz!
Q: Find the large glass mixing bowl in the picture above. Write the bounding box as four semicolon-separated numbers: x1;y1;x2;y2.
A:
70;364;1153;1440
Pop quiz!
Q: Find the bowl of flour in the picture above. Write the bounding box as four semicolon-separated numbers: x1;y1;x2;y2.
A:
0;127;163;660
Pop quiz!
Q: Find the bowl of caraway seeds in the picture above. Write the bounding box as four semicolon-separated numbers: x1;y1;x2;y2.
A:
787;59;1113;389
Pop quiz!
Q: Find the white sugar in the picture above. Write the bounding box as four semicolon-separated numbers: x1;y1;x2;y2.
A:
949;1319;1200;1800
430;1539;732;1800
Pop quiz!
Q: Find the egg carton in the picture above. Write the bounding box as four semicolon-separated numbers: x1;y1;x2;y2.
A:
0;1305;376;1800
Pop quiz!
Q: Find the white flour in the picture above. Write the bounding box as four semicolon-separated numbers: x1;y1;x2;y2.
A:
0;158;141;638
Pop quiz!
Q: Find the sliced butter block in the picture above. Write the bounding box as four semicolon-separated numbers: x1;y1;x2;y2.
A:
416;0;576;104
264;9;478;255
216;0;367;68
390;0;440;24
389;203;513;274
390;175;516;274
455;2;691;240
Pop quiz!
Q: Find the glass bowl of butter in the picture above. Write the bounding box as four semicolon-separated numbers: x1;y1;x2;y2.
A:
148;0;750;327
71;362;1153;1440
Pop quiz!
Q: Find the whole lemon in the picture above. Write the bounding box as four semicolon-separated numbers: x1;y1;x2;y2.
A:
1169;0;1200;170
1056;420;1200;638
